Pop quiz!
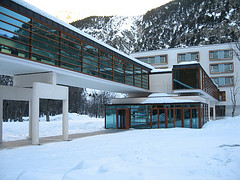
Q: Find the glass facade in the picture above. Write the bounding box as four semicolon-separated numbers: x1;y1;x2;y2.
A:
173;68;200;89
173;65;219;100
106;103;206;129
0;4;149;89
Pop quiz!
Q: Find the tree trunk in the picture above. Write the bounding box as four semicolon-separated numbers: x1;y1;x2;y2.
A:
232;105;236;117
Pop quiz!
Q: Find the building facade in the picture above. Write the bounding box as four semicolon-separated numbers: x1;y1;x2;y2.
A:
105;62;219;129
131;43;240;118
0;0;153;144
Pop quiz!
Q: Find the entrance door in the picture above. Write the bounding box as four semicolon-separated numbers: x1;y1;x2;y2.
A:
117;109;130;129
150;108;166;128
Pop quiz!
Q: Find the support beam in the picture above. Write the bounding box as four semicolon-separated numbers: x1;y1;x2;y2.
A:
212;103;216;121
32;84;40;145
207;99;211;121
29;100;32;139
0;98;3;143
62;99;68;141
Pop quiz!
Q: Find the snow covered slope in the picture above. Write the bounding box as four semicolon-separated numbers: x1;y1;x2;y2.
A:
71;0;240;54
0;116;240;180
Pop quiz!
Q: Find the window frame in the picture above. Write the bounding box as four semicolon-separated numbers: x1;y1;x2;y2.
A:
211;76;234;87
136;54;168;65
209;62;234;74
177;51;200;63
209;49;233;61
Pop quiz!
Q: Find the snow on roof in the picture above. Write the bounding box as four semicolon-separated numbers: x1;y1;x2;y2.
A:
151;68;172;73
141;97;197;104
13;0;154;70
148;93;173;97
178;61;200;65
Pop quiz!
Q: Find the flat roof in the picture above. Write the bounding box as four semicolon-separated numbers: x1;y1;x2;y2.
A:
130;42;236;57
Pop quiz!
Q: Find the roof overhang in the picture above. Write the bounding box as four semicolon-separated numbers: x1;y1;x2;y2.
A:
173;89;219;102
112;95;207;105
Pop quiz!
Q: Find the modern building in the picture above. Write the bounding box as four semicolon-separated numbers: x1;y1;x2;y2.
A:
105;43;240;130
0;0;236;139
130;43;240;118
0;0;153;144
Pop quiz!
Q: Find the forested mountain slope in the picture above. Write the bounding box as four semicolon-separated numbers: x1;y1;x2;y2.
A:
71;0;240;54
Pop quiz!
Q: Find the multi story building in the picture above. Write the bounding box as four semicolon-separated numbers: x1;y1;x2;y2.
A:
0;0;237;136
130;43;240;118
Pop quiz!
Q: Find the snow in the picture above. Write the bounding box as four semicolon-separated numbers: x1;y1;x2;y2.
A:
151;68;172;73
179;61;199;65
1;116;240;179
141;97;196;104
148;93;172;97
13;0;154;70
2;113;104;141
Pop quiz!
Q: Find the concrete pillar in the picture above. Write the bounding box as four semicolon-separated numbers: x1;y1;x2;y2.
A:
207;99;211;121
213;103;216;121
29;100;32;139
0;98;3;143
62;99;68;141
32;84;39;145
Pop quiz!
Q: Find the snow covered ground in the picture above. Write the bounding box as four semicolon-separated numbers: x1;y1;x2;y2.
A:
0;115;240;180
2;113;105;141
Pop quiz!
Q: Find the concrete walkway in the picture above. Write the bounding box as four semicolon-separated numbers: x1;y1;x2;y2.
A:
0;129;125;150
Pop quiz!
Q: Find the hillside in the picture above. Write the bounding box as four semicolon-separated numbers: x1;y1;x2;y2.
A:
71;0;240;54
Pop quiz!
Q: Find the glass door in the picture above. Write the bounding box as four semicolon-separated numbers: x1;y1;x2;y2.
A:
117;109;130;129
151;109;159;128
150;108;166;128
159;109;166;128
175;109;183;127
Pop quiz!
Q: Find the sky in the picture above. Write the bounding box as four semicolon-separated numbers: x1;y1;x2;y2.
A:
24;0;172;22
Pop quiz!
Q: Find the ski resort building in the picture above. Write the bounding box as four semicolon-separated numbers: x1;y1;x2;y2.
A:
131;43;240;118
0;0;152;144
0;0;238;142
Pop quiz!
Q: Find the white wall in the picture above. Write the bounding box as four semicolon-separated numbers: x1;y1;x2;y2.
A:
150;73;172;93
131;43;240;116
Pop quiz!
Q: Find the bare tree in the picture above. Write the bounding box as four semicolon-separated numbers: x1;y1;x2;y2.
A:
233;40;240;61
230;73;240;117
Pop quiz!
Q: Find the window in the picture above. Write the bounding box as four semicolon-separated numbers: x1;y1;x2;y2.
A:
209;49;233;60
177;52;199;63
0;4;150;89
212;76;234;86
210;63;233;73
173;68;200;89
137;55;167;64
219;91;226;101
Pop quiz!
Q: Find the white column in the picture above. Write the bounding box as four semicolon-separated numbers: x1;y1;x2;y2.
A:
62;99;68;141
32;84;40;145
28;100;32;139
0;98;3;143
207;99;211;121
213;102;216;121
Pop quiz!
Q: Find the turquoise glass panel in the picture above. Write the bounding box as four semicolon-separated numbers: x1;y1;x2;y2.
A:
0;6;30;23
184;109;191;128
152;110;158;128
192;109;199;128
175;109;182;127
168;109;174;128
